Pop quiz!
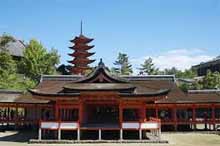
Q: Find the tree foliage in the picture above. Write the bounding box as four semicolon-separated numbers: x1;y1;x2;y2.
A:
0;50;35;90
162;67;196;79
112;52;133;75
0;36;60;90
0;50;17;88
139;57;159;75
0;34;15;51
201;70;220;89
20;39;60;81
179;70;220;91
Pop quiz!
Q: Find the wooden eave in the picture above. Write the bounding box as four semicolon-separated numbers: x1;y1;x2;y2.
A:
69;45;94;50
119;89;170;97
68;59;95;64
63;83;136;91
70;35;93;44
69;52;95;57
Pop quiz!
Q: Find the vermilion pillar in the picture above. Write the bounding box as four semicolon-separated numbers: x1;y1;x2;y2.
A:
212;104;216;130
173;105;177;131
140;103;146;122
79;99;83;125
119;101;123;140
55;101;59;120
192;105;196;130
119;101;123;126
155;105;159;118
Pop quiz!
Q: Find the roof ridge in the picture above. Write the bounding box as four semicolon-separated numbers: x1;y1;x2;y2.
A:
40;74;82;82
188;89;220;93
42;74;83;77
0;89;23;94
121;75;175;77
122;75;175;81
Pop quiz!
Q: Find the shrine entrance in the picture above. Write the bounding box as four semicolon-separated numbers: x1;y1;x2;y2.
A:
82;103;119;129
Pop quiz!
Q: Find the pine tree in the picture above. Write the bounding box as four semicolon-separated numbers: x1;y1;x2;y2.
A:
113;52;133;75
139;57;159;75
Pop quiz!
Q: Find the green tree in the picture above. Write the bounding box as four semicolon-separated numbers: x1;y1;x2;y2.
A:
139;57;159;75
163;67;181;76
162;67;197;92
202;70;220;89
187;70;220;90
0;33;15;51
20;39;60;81
112;52;133;75
179;68;197;79
163;67;196;79
0;34;36;90
178;83;191;92
0;50;17;88
192;81;203;90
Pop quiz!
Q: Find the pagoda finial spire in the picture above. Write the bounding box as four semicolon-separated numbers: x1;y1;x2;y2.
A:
68;24;95;75
80;20;83;35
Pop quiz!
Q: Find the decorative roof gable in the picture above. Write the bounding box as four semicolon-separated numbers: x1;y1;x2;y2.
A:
74;59;128;83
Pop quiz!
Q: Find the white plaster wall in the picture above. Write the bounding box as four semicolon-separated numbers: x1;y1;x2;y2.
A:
60;122;78;129
122;122;139;129
140;122;159;129
41;122;59;129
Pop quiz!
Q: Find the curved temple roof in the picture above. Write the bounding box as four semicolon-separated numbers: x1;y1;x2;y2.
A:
8;60;220;103
73;59;128;83
29;60;171;99
63;83;136;91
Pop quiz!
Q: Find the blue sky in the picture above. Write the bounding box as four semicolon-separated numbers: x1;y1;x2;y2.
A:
1;0;220;73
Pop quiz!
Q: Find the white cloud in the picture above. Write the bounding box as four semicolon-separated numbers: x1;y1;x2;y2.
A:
131;48;214;74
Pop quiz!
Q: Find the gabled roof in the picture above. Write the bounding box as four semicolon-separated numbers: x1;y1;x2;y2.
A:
30;75;173;96
73;59;128;83
29;60;171;98
0;37;26;57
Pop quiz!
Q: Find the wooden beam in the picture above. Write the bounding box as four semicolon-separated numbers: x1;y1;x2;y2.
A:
119;100;123;128
155;104;158;118
55;101;59;121
79;99;83;125
212;104;215;124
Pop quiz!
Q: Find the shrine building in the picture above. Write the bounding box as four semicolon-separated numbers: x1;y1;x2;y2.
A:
0;32;220;141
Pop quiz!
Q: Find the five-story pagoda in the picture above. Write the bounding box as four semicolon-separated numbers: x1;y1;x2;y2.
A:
68;22;95;75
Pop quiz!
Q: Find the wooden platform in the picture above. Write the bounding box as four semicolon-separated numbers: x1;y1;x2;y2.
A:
29;139;169;144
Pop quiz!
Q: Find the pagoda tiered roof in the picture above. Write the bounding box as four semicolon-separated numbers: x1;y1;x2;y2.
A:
69;45;94;51
70;35;94;44
68;58;95;65
68;51;95;58
68;30;95;75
